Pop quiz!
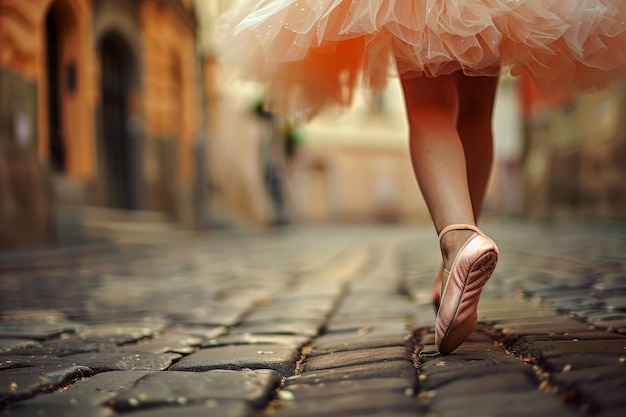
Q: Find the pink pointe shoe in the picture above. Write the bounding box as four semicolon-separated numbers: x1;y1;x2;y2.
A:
435;224;498;354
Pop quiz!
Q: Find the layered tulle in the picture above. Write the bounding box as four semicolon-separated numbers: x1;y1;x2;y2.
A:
216;0;626;117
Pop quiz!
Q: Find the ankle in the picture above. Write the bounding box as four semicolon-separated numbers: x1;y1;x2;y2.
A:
440;229;476;269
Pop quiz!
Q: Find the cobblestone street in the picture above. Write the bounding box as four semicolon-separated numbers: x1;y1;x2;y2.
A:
1;221;625;417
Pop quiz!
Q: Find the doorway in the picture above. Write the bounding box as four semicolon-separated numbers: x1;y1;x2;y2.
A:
98;32;137;210
45;4;65;172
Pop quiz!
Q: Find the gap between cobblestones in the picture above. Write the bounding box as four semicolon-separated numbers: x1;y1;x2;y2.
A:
262;243;426;416
261;247;381;413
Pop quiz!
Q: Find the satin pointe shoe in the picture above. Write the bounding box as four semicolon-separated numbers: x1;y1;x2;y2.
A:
435;224;498;354
432;266;449;313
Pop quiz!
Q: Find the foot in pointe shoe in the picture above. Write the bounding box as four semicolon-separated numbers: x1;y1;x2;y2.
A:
435;224;498;354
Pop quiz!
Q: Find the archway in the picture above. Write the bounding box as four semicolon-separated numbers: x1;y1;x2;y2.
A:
98;31;137;209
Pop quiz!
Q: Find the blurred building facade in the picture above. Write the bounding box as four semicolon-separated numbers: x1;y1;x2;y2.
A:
198;1;429;225
197;0;295;226
4;0;623;247
0;0;204;246
520;76;626;220
292;86;429;224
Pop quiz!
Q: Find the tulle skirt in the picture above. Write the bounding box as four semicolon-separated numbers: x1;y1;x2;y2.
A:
216;0;626;118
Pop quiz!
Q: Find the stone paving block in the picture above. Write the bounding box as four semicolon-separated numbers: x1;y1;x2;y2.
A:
327;406;426;416
119;332;203;355
604;296;626;311
234;319;324;338
0;339;36;352
0;355;54;370
509;339;626;359
419;363;537;391
4;384;115;413
0;365;92;405
496;318;593;337
478;302;557;322
518;280;554;295
173;326;228;340
62;351;181;372
548;296;604;313
1;309;69;323
569;377;626;414
409;307;437;330
83;310;170;326
287;283;345;298
593;318;626;334
518;331;626;343
591;274;626;292
301;346;413;372
62;370;152;399
324;318;409;333
430;391;579;417
76;322;166;345
0;350;178;374
429;371;538;398
112;369;281;411
283;377;414;401
583;312;626;324
168;345;300;376
0;322;82;341
245;302;334;322
334;302;414;319
308;328;412;356
114;401;255;417
203;333;310;349
168;305;249;327
544;356;626;372
527;288;593;302
1;402;114;417
4;335;116;357
569;309;600;321
550;366;626;390
271;392;421;417
489;315;573;328
287;360;417;385
270;293;339;308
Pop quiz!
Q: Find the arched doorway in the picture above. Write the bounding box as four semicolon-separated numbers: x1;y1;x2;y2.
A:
98;31;137;210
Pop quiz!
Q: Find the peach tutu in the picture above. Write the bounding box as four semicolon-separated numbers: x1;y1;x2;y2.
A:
216;0;626;118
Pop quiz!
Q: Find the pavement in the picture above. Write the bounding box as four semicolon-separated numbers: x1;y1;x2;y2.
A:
0;220;625;417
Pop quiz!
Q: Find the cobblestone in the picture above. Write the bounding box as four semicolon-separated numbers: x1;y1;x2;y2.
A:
0;322;82;341
1;222;626;416
308;328;412;355
0;365;93;405
112;370;281;411
168;345;300;376
287;360;419;385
